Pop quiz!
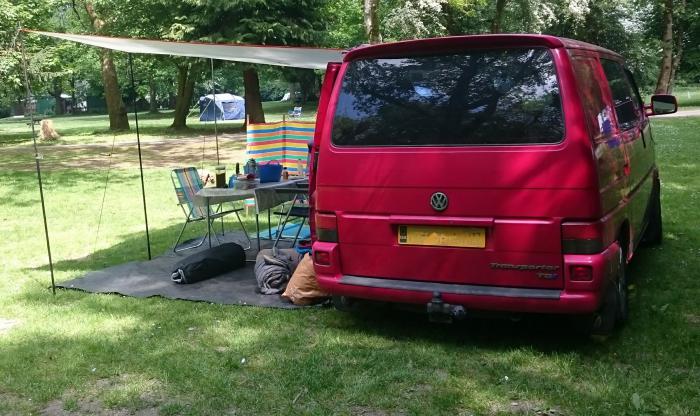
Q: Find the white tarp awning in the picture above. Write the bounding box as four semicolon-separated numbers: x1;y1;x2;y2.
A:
26;30;344;70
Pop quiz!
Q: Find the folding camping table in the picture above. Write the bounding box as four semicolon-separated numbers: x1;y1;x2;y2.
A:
195;178;308;251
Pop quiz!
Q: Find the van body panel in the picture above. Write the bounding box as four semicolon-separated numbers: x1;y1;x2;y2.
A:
310;35;659;317
625;120;657;249
315;242;621;314
342;34;621;62
316;44;598;291
309;62;342;241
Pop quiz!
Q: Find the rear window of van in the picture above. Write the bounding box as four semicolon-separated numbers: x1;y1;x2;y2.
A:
332;48;564;146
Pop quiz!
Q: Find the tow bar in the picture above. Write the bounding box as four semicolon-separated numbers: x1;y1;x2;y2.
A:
426;292;466;323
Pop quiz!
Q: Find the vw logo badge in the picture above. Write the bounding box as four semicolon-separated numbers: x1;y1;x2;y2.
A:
430;192;448;211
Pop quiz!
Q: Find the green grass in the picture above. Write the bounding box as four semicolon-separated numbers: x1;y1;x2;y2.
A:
0;115;698;415
0;101;318;147
674;86;700;108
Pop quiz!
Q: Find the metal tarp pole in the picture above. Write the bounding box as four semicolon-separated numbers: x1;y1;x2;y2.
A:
19;31;56;295
210;58;220;164
128;53;152;260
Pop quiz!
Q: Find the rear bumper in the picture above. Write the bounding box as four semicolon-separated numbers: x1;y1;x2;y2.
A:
314;241;620;315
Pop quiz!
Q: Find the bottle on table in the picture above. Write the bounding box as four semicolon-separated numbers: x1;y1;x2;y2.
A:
215;165;226;188
296;158;304;177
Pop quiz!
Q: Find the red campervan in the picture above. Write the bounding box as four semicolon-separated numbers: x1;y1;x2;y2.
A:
309;35;677;334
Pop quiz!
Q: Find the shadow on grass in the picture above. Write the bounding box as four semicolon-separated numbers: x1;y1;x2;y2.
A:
0;169;149;208
3;284;618;415
10;226;671;413
28;218;260;274
21;214;610;355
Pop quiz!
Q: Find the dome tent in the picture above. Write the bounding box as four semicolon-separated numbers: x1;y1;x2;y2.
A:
199;93;245;121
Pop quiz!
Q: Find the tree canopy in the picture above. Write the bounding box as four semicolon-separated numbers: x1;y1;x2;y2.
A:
1;0;698;120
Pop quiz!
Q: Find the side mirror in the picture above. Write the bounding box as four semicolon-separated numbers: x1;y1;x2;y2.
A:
646;94;678;116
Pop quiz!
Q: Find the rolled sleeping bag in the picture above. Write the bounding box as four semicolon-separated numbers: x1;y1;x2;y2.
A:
171;243;246;284
254;248;301;294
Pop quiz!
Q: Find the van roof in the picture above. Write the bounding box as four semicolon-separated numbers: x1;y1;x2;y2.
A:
343;34;621;61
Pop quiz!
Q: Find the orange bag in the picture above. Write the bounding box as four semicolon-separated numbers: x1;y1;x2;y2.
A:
282;253;329;305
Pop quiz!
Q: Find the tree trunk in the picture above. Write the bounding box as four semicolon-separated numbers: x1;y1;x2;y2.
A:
51;79;64;116
85;2;130;130
490;0;507;33
100;49;130;130
669;41;683;93
297;69;316;104
71;75;77;114
171;64;196;130
148;77;159;113
244;67;265;124
655;0;674;94
363;0;382;44
669;0;686;93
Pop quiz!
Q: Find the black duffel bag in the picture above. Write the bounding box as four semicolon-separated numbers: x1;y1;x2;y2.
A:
171;243;246;284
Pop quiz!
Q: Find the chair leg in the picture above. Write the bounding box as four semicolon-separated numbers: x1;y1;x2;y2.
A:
268;209;272;240
173;220;190;252
273;201;297;249
174;220;207;253
291;217;306;248
235;211;252;250
275;202;288;238
208;217;224;246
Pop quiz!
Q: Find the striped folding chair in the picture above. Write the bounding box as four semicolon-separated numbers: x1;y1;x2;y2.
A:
171;167;251;252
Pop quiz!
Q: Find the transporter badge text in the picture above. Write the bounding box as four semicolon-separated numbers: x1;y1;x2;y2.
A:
489;263;560;271
489;263;561;280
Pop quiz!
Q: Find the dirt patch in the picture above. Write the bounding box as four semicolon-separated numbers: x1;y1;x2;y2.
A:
1;133;248;172
0;392;34;413
0;318;20;334
685;314;700;325
350;406;406;416
42;399;159;416
41;375;166;416
490;400;563;415
661;109;700;118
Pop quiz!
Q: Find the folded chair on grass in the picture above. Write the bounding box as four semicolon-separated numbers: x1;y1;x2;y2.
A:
171;167;251;253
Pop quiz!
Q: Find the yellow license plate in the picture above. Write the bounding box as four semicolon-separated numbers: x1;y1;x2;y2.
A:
398;225;486;248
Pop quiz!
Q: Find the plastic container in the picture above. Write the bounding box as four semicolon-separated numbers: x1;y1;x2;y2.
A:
244;158;258;177
258;161;283;183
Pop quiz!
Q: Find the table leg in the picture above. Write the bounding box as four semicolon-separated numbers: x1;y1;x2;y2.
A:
206;200;212;249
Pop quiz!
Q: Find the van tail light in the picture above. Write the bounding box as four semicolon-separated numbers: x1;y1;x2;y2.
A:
315;212;338;242
314;250;331;266
570;265;593;281
562;221;604;254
